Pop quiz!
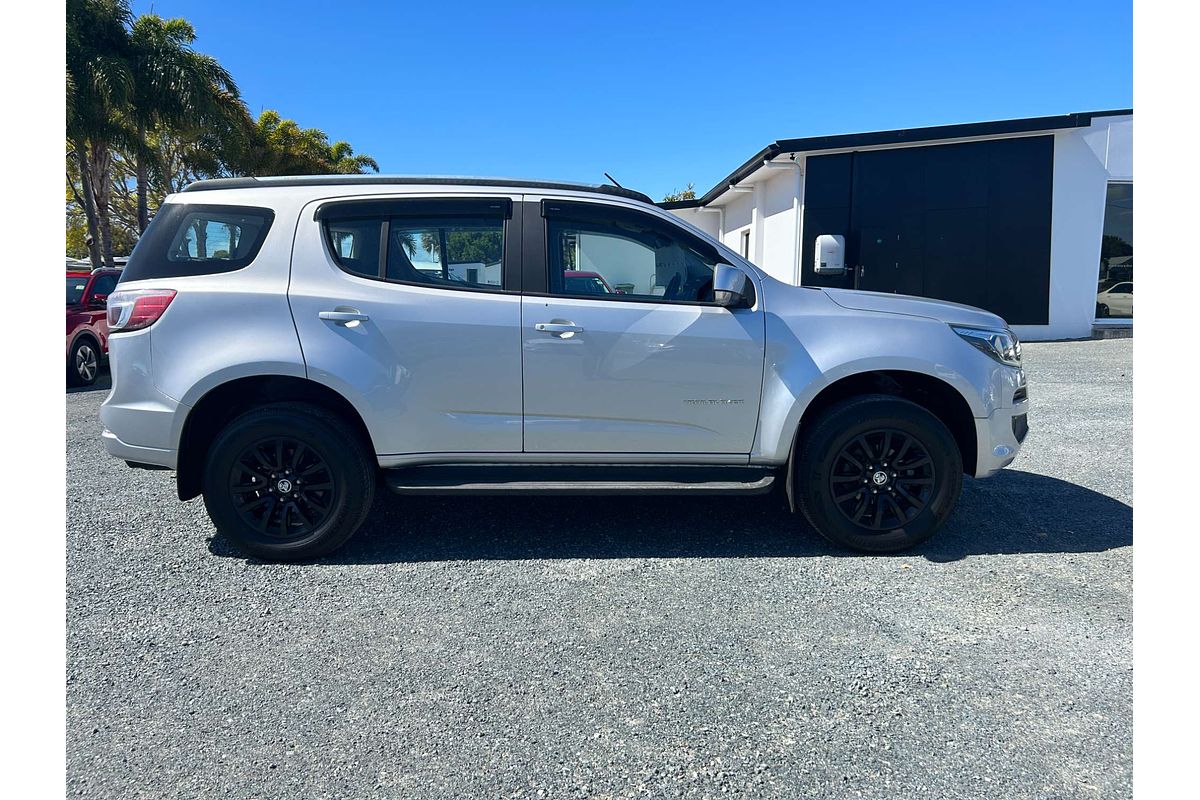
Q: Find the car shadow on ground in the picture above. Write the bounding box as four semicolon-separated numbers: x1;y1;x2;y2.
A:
66;371;111;394
209;469;1131;565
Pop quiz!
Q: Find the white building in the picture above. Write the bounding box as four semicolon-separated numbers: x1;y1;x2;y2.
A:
664;110;1132;341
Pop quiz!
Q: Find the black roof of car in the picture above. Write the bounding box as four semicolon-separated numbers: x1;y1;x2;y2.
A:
181;175;655;205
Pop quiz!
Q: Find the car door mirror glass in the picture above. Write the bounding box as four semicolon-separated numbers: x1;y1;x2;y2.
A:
713;263;755;309
89;294;108;309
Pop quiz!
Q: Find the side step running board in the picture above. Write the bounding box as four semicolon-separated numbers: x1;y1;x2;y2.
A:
382;464;777;496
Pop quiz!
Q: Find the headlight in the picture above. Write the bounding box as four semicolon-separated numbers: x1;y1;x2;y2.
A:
951;325;1021;366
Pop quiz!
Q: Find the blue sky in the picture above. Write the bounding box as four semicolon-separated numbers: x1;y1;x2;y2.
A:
133;0;1131;200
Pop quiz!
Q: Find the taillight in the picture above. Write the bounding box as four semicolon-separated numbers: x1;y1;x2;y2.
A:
107;289;177;332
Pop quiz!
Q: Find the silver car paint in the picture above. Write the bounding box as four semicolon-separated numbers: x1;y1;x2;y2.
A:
288;194;524;455
521;294;765;454
100;181;1026;479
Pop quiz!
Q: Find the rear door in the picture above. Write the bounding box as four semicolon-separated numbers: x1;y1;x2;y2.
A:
288;195;524;456
520;198;765;455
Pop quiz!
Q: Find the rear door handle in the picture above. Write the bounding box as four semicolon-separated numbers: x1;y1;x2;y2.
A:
319;310;370;325
535;322;583;335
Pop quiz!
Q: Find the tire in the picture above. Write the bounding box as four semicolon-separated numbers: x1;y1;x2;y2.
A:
1097;303;1110;318
67;337;99;387
794;395;963;553
202;402;375;560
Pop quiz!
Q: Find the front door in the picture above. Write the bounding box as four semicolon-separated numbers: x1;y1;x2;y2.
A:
521;199;765;455
289;195;523;456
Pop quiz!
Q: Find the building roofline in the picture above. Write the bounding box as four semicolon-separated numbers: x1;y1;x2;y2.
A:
662;108;1132;209
181;174;655;204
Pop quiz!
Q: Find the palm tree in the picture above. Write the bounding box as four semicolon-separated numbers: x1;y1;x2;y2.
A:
66;0;135;266
328;141;380;175
127;15;243;232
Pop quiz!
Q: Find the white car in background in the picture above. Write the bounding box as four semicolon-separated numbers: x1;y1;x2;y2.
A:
1096;281;1132;317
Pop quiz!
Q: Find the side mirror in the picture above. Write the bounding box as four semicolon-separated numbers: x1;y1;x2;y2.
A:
713;263;755;309
88;294;108;309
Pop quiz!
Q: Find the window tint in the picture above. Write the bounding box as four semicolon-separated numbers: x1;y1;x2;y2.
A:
387;218;503;288
546;204;717;303
66;276;89;305
121;204;275;282
325;218;383;278
90;274;118;297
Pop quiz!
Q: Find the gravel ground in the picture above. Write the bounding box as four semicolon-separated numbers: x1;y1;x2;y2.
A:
66;339;1132;799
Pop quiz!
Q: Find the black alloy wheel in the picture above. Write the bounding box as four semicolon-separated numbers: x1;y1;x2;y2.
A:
228;437;337;539
828;429;936;531
202;402;375;560
794;394;963;553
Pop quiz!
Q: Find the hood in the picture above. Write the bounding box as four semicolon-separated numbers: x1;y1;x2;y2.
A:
821;288;1007;329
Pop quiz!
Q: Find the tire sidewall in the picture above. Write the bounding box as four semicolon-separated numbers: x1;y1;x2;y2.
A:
797;397;962;553
68;338;98;387
202;406;371;559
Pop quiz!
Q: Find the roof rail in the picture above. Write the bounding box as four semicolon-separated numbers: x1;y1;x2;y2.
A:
181;175;655;205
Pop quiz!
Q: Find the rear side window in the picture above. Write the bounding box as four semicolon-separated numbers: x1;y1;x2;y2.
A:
318;198;511;291
325;218;383;278
386;218;503;288
120;203;275;282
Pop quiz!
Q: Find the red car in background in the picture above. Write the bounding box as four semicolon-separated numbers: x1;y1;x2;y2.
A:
563;270;621;295
66;267;121;386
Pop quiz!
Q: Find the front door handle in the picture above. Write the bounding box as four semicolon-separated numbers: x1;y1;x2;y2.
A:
535;322;583;336
319;309;370;325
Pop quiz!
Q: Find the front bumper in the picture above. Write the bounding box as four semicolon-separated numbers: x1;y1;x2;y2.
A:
974;397;1029;478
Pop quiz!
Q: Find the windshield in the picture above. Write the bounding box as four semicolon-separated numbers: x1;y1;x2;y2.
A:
67;276;89;305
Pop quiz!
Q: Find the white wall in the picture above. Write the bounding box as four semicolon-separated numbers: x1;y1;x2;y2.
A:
1022;114;1133;341
576;232;657;294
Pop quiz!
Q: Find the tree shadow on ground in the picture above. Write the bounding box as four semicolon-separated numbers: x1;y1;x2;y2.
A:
210;469;1131;565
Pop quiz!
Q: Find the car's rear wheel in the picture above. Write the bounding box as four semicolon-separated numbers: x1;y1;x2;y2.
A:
67;338;99;387
202;402;375;560
795;395;963;553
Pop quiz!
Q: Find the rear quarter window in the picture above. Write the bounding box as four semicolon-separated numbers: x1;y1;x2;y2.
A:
120;203;275;282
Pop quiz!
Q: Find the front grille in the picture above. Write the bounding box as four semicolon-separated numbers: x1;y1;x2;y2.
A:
1012;413;1029;443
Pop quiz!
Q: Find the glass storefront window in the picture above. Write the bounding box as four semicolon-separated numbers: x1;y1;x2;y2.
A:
1096;183;1133;319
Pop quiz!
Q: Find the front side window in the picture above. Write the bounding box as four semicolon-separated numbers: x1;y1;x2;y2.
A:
1096;183;1132;319
90;274;118;298
546;203;718;303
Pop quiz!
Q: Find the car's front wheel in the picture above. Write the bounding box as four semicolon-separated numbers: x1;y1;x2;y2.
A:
794;395;963;553
202;402;375;560
67;338;99;387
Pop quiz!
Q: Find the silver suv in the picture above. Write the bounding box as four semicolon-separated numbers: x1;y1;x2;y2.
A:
100;176;1028;560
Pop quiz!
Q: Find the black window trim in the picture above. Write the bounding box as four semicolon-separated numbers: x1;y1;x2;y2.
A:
317;197;519;295
536;198;727;308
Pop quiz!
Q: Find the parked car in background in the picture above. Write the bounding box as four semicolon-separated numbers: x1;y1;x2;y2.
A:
100;176;1028;560
1096;281;1132;317
66;267;120;386
563;270;619;295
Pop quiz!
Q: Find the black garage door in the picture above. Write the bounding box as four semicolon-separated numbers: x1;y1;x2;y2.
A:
801;136;1053;325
